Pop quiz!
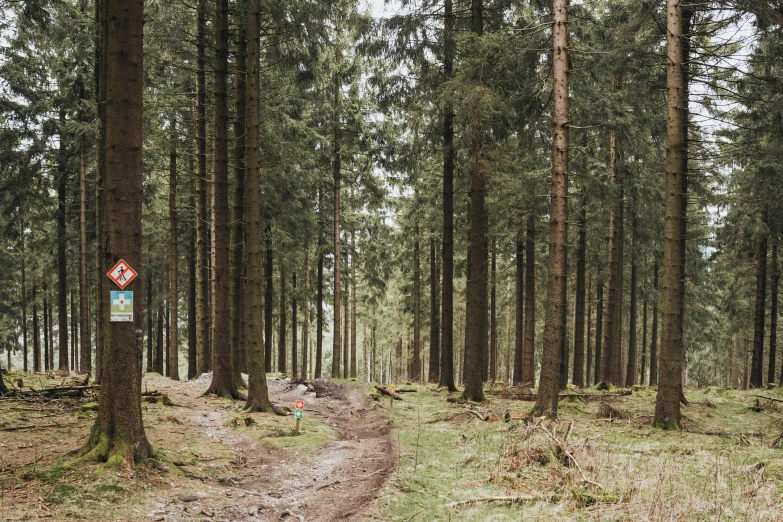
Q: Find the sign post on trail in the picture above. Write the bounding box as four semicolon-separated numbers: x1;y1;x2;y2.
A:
294;399;304;434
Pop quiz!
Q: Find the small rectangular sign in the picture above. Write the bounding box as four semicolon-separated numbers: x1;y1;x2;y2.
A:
295;400;305;410
110;291;134;322
294;409;303;419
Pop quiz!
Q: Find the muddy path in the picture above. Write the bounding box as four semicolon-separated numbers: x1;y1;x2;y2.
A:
146;375;396;521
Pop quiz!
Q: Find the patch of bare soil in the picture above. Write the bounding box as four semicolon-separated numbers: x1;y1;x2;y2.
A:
0;373;395;522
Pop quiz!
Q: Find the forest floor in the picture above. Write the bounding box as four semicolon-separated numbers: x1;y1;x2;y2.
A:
3;374;783;521
0;372;394;521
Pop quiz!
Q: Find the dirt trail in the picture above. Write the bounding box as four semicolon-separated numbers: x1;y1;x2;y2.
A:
146;375;395;521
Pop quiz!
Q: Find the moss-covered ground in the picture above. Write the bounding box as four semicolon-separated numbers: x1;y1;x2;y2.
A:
376;383;783;521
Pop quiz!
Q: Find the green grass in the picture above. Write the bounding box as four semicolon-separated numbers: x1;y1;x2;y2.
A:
373;383;783;521
221;410;339;455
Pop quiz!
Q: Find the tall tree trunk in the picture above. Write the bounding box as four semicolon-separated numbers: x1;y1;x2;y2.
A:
428;234;440;383
57;113;68;372
79;138;91;375
302;243;310;380
43;285;50;371
505;280;512;384
71;289;77;371
155;306;164;374
602;108;622;385
33;286;40;373
771;228;780;385
573;199;587;388
650;261;659;385
641;299;647;385
292;271;298;380
412;224;421;381
22;257;28;373
80;0;151;462
521;215;536;386
463;0;486;403
594;277;603;385
332;71;342;380
343;271;349;378
187;146;197;379
731;334;739;387
586;272;593;386
559;254;569;390
439;0;456;392
195;0;210;376
751;210;769;389
244;0;275;412
204;0;242;399
513;229;524;384
168;115;180;381
536;0;569;415
94;0;108;385
279;260;287;374
316;192;324;378
490;240;497;383
230;9;247;386
351;230;357;379
265;235;273;370
625;206;639;387
654;0;688;429
146;274;153;372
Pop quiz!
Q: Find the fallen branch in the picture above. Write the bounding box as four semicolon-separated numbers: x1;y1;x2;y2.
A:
753;395;783;404
539;422;605;491
445;495;542;508
315;468;386;491
375;385;403;400
0;423;61;432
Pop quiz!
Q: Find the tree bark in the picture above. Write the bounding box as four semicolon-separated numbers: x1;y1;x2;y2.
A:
43;285;50;371
650;261;659;385
302;243;310;380
625;205;639;387
292;271;298;380
316;190;324;378
195;0;210;376
521;214;536;387
573;199;587;388
428;234;440;383
155;306;164;374
94;0;107;384
771;228;779;385
594;276;603;385
412;224;421;381
57;112;69;373
463;0;486;403
641;299;647;385
22;257;28;373
351;229;357;379
654;0;688;429
33;286;40;373
536;0;569;416
230;7;247;387
264;234;274;371
332;71;342;380
602;114;622;386
168;115;180;380
80;0;152;463
513;229;524;384
279;260;287;374
490;240;497;383
146;274;153;373
751;210;768;389
187;146;197;379
244;0;275;412
586;272;593;386
204;0;242;399
439;0;456;392
79;138;91;375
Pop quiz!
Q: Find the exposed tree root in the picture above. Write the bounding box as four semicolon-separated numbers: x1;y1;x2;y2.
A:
77;426;153;467
244;400;285;415
203;383;246;401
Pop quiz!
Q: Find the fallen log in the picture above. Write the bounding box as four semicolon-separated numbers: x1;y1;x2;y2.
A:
375;385;403;400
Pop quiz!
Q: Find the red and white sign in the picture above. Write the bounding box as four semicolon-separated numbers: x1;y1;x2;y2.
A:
295;400;305;410
107;259;138;290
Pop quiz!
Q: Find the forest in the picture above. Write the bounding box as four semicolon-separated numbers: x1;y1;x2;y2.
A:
1;0;783;520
